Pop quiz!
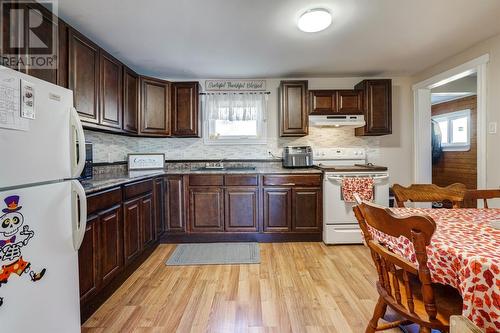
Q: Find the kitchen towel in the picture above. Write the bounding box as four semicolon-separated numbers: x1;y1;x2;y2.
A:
341;177;375;202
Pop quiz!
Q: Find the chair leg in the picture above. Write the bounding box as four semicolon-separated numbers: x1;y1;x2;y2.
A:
365;296;387;333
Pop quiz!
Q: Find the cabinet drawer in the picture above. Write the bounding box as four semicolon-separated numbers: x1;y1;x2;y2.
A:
225;175;258;186
87;187;122;215
263;174;321;187
123;179;153;199
189;174;224;186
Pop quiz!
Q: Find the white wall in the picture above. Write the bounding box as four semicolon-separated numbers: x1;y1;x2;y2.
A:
412;33;500;190
86;76;414;185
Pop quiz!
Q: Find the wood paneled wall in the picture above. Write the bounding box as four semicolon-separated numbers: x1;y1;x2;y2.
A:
432;95;477;189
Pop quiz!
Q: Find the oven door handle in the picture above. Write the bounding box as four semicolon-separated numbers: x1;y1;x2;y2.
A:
327;175;389;182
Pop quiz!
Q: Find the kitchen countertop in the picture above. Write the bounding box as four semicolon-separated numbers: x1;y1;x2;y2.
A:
81;163;322;194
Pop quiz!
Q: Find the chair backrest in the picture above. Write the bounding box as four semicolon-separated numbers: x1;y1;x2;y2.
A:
392;183;466;208
353;201;438;321
463;189;500;208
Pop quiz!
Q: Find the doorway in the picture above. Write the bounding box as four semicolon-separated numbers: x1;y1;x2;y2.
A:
430;74;477;190
413;55;488;193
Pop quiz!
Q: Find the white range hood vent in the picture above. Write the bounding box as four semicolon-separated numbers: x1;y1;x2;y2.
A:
309;114;366;128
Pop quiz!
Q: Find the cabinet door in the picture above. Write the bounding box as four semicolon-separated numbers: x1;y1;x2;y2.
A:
292;187;321;232
280;80;308;136
165;176;185;232
123;198;141;264
172;82;200;137
309;90;336;115
225;187;258;232
78;215;99;302
189;187;224;232
68;28;100;124
337;90;363;114
140;193;155;248
123;67;139;133
99;51;122;129
99;205;123;286
355;79;392;136
153;178;164;239
140;77;170;136
263;188;291;232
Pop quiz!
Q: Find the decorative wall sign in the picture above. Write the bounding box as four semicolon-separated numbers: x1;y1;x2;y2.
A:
128;153;165;170
205;80;266;91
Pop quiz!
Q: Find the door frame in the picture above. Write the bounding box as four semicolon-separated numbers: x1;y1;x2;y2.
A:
412;54;489;189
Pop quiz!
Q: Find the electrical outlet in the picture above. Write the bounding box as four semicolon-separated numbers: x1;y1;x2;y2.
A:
488;122;497;134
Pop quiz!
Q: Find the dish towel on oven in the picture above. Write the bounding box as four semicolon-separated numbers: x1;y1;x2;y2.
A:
341;177;375;202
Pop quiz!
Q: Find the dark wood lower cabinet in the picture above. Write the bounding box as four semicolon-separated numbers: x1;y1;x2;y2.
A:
99;205;123;285
153;178;165;239
225;187;259;232
78;215;99;303
165;176;186;232
79;181;162;322
140;194;155;248
263;188;292;232
292;187;321;232
123;197;141;264
189;187;224;232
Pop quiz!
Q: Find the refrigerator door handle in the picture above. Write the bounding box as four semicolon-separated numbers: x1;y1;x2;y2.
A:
70;107;86;179
71;179;87;251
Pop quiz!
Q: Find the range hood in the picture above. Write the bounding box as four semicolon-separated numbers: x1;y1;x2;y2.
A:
309;114;366;128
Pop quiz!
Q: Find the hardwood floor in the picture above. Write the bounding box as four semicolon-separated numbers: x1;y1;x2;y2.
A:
82;243;381;333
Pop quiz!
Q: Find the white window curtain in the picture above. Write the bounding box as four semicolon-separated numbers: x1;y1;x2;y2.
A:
202;92;268;144
204;93;268;121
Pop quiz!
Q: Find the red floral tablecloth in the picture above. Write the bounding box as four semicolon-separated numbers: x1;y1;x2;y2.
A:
369;208;500;332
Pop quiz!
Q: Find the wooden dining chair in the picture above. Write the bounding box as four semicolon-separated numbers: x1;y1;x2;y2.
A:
463;189;500;208
353;201;463;333
392;183;466;208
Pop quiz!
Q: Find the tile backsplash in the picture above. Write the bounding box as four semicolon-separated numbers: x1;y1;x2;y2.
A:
85;127;380;163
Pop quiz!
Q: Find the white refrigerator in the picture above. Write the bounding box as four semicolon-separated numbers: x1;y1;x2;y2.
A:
0;66;87;332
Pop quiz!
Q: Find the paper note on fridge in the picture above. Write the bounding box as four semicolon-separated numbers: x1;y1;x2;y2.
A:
0;75;29;131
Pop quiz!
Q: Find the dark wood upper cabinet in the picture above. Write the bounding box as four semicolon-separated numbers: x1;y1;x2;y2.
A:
140;77;171;136
309;90;362;115
224;187;259;232
263;188;292;232
292;188;321;232
189;187;224;232
309;90;336;115
122;67;139;134
337;90;363;114
171;82;200;137
279;80;308;137
355;79;392;136
68;28;100;124
99;51;122;129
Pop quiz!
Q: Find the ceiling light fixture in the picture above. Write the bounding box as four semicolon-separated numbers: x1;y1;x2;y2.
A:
297;8;332;33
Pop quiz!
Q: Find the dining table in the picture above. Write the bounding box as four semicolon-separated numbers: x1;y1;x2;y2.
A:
369;208;500;333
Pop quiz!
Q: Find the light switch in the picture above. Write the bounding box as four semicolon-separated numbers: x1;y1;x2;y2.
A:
488;122;497;134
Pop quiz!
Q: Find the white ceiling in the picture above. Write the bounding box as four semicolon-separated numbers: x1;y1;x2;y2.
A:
54;0;500;79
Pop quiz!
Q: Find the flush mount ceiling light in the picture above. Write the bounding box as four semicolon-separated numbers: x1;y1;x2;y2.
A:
297;8;332;33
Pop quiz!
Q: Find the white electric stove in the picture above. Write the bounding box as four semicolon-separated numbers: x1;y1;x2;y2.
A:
313;148;390;244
